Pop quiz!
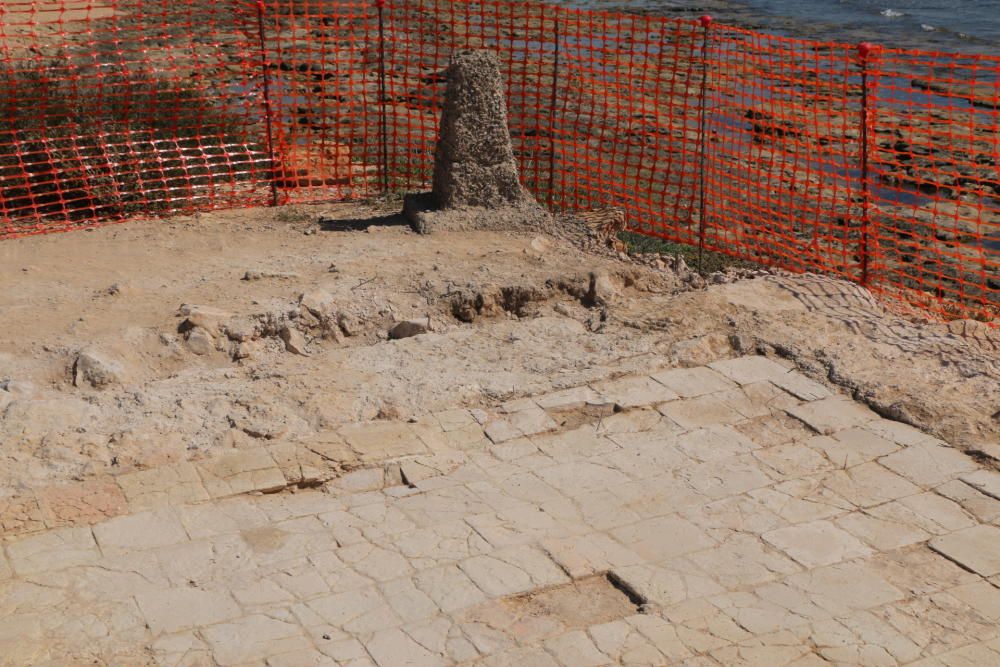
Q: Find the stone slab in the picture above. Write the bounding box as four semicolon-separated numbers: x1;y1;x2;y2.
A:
929;525;1000;576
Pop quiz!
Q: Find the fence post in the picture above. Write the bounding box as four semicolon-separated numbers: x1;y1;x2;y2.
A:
545;14;560;210
696;15;713;274
376;0;390;195
255;0;280;208
857;42;877;287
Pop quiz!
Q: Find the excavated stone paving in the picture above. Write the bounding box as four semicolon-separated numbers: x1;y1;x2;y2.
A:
2;355;999;666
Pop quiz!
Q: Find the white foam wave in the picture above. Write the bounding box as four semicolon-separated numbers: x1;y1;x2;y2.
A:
880;9;904;18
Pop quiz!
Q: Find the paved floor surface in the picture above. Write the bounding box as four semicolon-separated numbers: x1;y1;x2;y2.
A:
2;355;999;666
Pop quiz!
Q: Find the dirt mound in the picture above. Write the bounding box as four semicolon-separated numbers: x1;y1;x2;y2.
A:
1;203;996;496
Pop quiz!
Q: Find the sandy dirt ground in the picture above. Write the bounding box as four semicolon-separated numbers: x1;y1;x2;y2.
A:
1;204;1000;666
1;203;996;495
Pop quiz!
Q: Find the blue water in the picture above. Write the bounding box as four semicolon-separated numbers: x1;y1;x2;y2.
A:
560;0;1000;55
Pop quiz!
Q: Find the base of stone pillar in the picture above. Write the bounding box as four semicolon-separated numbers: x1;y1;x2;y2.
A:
403;192;552;235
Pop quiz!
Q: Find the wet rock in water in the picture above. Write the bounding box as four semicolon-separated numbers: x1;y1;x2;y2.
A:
389;318;432;340
185;327;216;356
279;326;310;355
74;348;127;388
586;271;618;307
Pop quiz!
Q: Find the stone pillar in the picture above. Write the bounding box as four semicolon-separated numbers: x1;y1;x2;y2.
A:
404;50;548;233
431;50;531;209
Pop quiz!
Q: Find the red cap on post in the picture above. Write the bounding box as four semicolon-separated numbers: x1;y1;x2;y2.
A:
374;0;386;8
857;42;875;60
699;15;713;28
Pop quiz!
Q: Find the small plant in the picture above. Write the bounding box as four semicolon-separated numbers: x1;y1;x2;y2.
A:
617;230;762;274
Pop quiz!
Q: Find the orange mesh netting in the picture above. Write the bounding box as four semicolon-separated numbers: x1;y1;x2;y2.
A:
1;0;997;321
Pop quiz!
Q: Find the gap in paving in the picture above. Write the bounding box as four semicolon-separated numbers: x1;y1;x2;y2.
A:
461;573;643;635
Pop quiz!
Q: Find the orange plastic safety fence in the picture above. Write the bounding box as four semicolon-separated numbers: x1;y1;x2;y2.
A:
1;0;997;322
0;1;275;238
866;48;999;321
701;27;863;282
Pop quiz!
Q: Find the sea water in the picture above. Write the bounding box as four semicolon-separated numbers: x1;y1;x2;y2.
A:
560;0;1000;55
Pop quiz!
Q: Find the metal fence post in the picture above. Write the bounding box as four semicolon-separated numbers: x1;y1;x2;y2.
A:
857;41;877;287
376;0;390;195
255;0;280;207
545;14;560;210
696;15;713;274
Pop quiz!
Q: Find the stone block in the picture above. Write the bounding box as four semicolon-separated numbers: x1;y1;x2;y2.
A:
709;356;793;385
935;480;1000;523
880;442;979;487
5;525;100;575
929;525;1000;576
0;493;48;536
768;372;831;401
196;448;286;498
544;630;609;667
93;508;189;553
592;375;680;409
651;366;737;398
414;565;487;613
786;398;878;435
821;462;921;508
36;477;128;526
484;407;558;444
541;533;644;578
611;516;716;561
136;588;241;635
658;395;744;429
339;422;429;463
534;386;605;410
959;469;1000;501
117;462;210;510
366;628;446;667
763;520;872;567
201;613;312;665
806;428;899;468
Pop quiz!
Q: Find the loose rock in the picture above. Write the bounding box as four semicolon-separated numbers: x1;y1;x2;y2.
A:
279;326;310;355
1;379;39;398
389;318;432;340
299;289;334;318
221;317;257;343
178;304;231;337
337;312;359;337
586;271;618;307
74;348;127;388
185;327;216;356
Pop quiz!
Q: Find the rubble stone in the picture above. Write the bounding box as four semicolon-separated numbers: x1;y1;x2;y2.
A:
73;347;127;388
